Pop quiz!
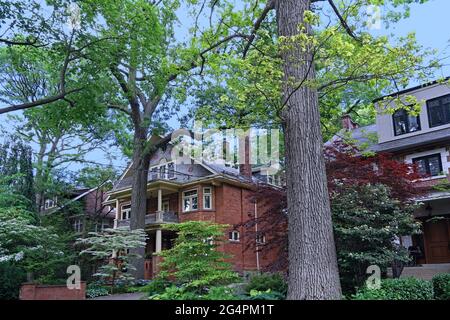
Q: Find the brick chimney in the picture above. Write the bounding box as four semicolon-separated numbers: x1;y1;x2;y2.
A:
239;134;252;179
341;114;359;130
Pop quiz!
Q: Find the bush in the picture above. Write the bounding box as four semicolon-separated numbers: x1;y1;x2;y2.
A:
432;273;450;300
245;273;287;297
139;278;171;296
0;262;27;300
353;278;434;300
86;286;110;299
248;289;285;300
150;284;239;300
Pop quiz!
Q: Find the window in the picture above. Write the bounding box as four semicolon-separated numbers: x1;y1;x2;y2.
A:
95;220;110;232
150;167;158;180
159;164;167;179
412;153;443;177
229;230;240;242
203;187;212;209
267;174;281;187
392;109;421;136
149;161;175;180
168;162;175;179
256;233;266;245
73;219;83;233
427;94;450;128
183;190;198;212
121;204;131;220
162;201;170;212
44;197;57;210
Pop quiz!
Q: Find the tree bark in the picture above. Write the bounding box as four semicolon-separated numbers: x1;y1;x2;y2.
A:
129;124;150;279
276;0;342;299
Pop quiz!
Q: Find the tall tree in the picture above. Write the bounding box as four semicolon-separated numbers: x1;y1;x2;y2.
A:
189;0;439;299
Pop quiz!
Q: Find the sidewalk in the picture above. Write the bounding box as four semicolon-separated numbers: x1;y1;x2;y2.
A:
89;292;147;300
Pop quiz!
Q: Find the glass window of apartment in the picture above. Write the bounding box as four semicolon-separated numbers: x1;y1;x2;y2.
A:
256;233;266;245
183;190;198;212
203;187;212;209
229;230;240;242
167;162;175;179
150;167;158;180
427;94;450;127
413;153;443;177
121;204;131;220
392;109;421;136
159;164;167;179
73;219;83;233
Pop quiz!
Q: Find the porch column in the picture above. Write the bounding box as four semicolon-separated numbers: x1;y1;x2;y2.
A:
155;229;162;253
114;199;119;228
156;188;163;222
157;188;163;211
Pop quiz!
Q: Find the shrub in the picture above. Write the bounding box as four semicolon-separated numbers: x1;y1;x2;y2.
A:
248;289;285;300
86;286;109;299
139;278;171;296
432;273;450;300
353;278;434;300
150;284;239;300
0;262;27;300
245;273;287;297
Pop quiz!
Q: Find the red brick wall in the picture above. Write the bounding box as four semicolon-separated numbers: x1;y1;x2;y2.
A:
116;182;282;274
19;282;86;300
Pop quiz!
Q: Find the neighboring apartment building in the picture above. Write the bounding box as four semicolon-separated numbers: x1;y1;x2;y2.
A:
334;79;450;265
42;185;115;234
105;134;283;280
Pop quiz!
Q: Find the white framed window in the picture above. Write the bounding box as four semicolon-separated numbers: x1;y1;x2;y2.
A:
162;201;170;212
149;161;175;180
203;187;212;209
150;167;158;180
229;230;240;242
183;189;198;212
405;148;449;180
168;162;175;179
73;219;83;233
121;204;131;220
256;233;266;245
267;174;281;186
44;197;57;210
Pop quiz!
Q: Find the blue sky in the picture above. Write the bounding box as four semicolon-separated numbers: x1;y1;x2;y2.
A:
1;0;449;175
375;0;450;78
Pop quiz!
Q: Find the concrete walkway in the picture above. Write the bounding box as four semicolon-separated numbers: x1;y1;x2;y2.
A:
89;292;147;300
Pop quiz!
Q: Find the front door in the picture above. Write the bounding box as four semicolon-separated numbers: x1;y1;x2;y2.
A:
424;218;450;264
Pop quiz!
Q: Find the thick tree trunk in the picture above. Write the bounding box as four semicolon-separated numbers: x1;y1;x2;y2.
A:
276;0;342;299
129;125;150;279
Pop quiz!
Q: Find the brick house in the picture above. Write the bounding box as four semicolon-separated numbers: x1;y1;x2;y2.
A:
104;134;283;279
42;184;115;234
332;79;450;267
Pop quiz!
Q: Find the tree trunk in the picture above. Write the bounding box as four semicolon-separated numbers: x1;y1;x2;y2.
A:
276;0;342;299
129;125;150;279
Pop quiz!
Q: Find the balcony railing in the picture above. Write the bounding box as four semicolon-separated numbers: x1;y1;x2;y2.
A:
116;211;178;228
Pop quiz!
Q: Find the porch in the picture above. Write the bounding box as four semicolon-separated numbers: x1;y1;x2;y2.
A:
143;228;177;280
406;194;450;265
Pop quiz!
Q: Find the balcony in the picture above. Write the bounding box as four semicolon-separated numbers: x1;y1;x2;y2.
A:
116;211;179;228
